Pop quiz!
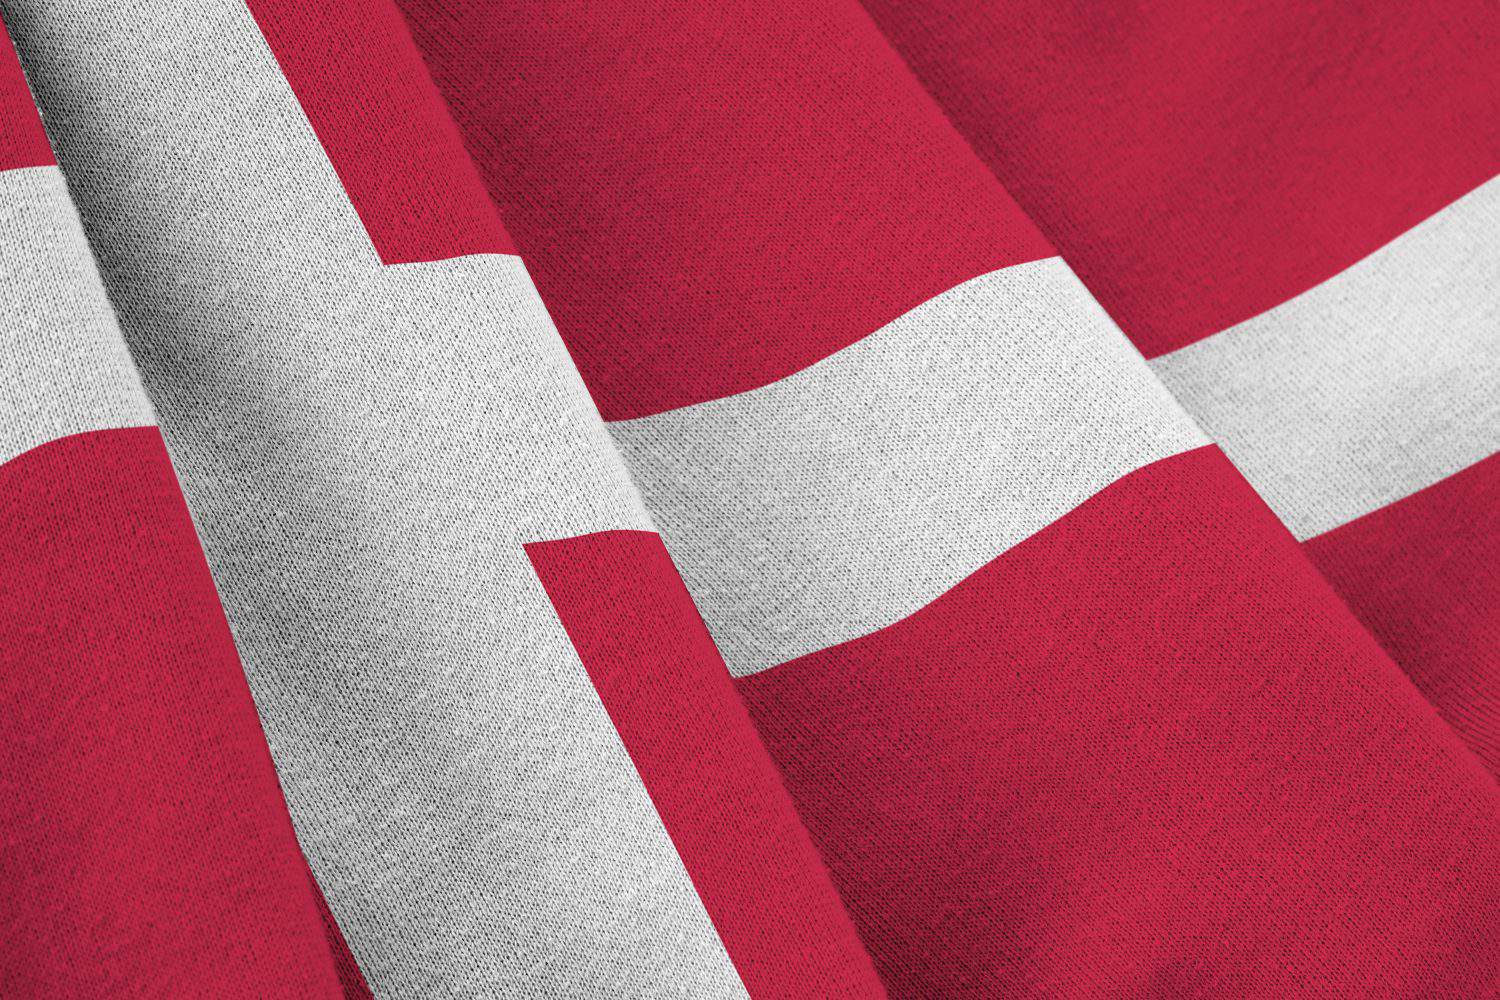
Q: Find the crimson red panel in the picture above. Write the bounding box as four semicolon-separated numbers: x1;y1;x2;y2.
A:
862;0;1500;355
737;446;1500;996
527;530;886;999
1305;455;1500;775
399;0;1053;419
0;429;345;998
246;0;515;264
0;15;53;170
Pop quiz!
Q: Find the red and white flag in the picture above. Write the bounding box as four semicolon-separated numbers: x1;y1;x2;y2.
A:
2;1;1495;997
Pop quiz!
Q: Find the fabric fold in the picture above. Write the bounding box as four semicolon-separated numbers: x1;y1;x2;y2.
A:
0;14;349;996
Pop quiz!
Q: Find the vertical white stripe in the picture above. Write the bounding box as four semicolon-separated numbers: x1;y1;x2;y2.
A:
3;2;747;996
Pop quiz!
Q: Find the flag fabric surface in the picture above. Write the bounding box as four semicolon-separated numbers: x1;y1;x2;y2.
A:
0;2;1495;998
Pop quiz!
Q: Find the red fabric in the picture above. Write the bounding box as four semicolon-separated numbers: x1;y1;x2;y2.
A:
0;429;344;998
738;446;1500;997
399;0;1052;419
527;530;886;999
0;15;52;169
1306;454;1500;774
860;0;1500;355
247;0;515;263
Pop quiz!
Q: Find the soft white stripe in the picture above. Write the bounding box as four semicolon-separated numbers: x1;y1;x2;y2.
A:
1152;176;1500;540
3;3;746;997
0;165;152;465
612;258;1207;676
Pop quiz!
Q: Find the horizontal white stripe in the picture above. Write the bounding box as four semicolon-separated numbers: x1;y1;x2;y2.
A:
5;3;745;997
0;165;152;466
1152;176;1500;540
612;258;1207;676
